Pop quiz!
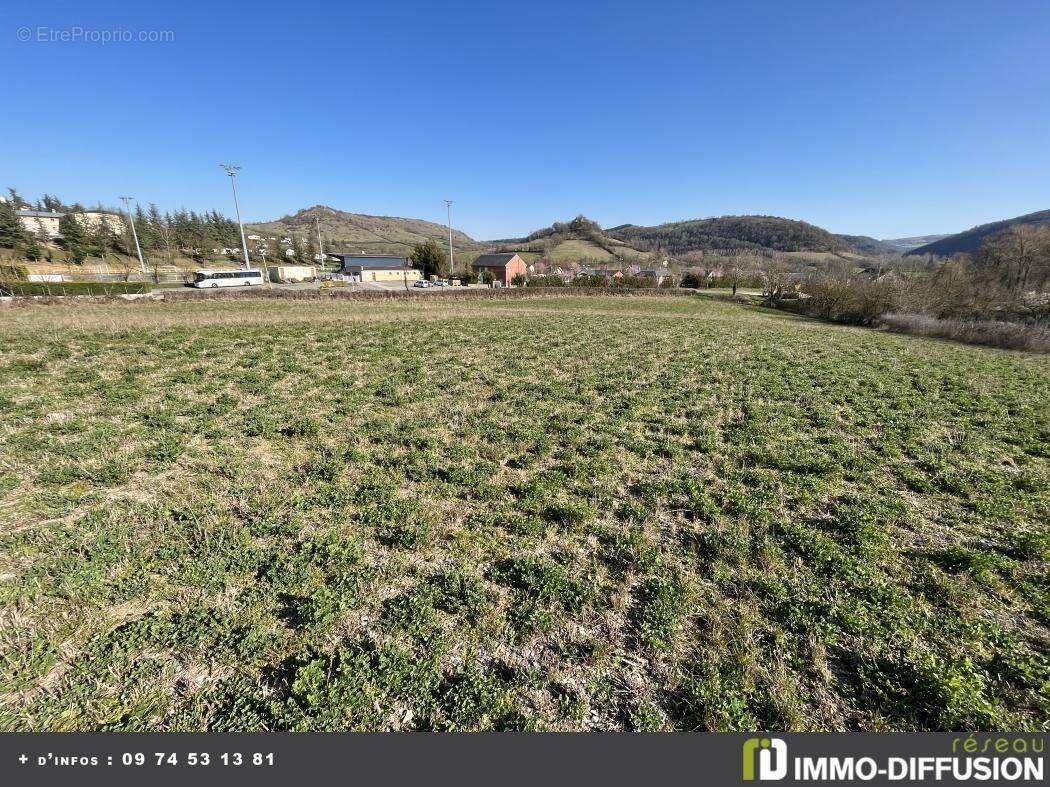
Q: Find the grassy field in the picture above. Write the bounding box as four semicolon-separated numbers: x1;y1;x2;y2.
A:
0;295;1046;731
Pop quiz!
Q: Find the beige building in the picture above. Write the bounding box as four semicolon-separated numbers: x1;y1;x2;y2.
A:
17;209;126;240
331;254;422;282
17;211;63;238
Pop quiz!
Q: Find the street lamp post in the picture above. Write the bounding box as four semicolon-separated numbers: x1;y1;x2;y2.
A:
119;196;146;276
444;199;454;279
220;164;252;270
315;217;326;275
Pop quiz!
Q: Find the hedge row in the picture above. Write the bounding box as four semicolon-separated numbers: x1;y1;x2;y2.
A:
162;286;698;303
0;281;152;297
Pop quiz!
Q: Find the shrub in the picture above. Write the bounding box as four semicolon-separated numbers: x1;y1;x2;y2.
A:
614;275;657;289
525;275;565;287
680;272;703;288
797;277;902;326
880;313;1050;352
0;264;28;280
0;280;151;296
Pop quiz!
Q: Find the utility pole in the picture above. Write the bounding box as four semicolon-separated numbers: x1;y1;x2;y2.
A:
444;199;454;279
119;196;146;276
315;217;326;274
220;164;252;270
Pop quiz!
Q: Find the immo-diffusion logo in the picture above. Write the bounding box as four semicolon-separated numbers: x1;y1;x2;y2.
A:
741;735;1045;782
742;737;788;781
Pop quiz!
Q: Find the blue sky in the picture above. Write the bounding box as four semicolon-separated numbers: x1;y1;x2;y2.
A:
2;0;1048;240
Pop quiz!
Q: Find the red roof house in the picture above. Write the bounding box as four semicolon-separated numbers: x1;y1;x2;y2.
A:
471;253;528;286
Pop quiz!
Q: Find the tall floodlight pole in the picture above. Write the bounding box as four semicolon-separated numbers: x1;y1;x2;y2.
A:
220;164;251;269
119;196;146;275
315;217;326;274
444;199;454;279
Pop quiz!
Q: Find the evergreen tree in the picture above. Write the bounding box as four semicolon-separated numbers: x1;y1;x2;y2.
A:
23;234;44;261
90;219;116;260
5;188;28;209
146;204;166;254
58;213;88;264
41;194;64;212
170;209;190;250
0;199;27;248
134;205;153;252
36;225;53;262
410;239;445;279
189;211;209;261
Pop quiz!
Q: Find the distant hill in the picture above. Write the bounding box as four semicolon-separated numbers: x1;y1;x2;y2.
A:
834;234;898;255
490;216;649;264
607;215;859;256
246;207;942;264
907;210;1050;256
880;234;949;253
248;205;478;255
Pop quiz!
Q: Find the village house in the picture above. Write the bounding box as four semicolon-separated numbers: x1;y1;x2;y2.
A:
329;253;422;283
531;261;572;280
471;253;527;286
580;265;624;283
638;266;672;286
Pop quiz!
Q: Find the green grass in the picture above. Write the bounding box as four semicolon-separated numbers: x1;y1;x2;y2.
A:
549;239;617;262
0;295;1046;731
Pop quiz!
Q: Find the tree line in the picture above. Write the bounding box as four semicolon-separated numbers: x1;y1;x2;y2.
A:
772;223;1050;350
609;215;849;255
0;187;256;266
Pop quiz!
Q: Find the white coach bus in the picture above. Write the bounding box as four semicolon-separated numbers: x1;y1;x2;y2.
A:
192;269;264;288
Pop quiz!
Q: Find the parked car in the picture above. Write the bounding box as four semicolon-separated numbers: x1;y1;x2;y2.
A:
412;280;431;288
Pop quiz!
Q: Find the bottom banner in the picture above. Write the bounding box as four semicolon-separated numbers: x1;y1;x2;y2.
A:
0;732;1044;786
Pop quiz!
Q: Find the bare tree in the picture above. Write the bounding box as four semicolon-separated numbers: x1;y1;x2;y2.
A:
979;224;1050;293
722;266;744;295
759;258;792;305
155;218;177;267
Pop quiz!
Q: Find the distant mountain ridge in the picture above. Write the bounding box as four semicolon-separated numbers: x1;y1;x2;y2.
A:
248;205;478;255
835;234;898;255
907;210;1050;256
880;234;949;253
249;204;1040;263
